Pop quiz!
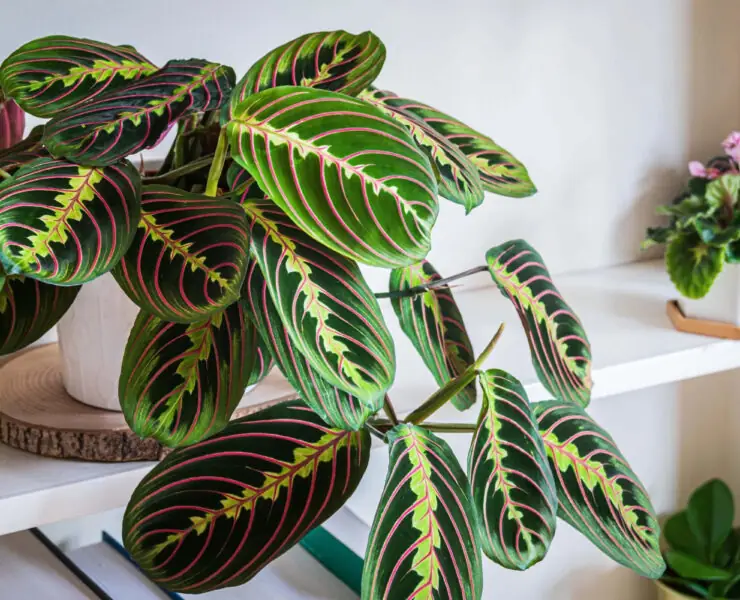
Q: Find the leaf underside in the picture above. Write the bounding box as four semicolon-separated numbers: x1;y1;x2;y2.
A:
362;423;482;600
0;99;25;150
534;401;665;579
468;369;558;570
227;85;439;268
390;260;476;410
124;400;370;593
486;239;593;407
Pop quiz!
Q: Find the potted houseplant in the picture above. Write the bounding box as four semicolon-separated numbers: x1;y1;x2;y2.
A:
645;135;740;327
659;479;740;599
0;30;666;597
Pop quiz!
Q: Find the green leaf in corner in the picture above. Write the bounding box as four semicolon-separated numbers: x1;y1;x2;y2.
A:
664;510;705;558
687;479;734;563
660;576;710;598
362;424;482;600
0;276;80;355
486;239;592;407
665;550;732;581
666;231;725;299
389;260;476;410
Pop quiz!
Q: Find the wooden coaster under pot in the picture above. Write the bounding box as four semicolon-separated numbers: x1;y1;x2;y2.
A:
0;344;297;462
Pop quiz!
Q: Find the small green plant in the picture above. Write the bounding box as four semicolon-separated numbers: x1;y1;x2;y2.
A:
0;30;666;597
645;134;740;299
662;479;740;598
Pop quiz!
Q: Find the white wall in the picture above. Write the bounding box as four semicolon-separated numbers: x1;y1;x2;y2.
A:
9;1;740;598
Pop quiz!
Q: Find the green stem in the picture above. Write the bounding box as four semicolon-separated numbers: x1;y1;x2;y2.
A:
0;168;12;180
374;265;488;300
405;323;505;425
143;155;214;184
205;128;228;197
382;395;399;426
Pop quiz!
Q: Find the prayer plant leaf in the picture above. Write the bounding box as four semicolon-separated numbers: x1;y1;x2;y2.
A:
123;400;370;593
119;300;260;448
468;369;558;570
0;157;141;285
112;185;250;324
389;260;475;410
0;35;157;118
362;423;483;600
486;239;593;407
0;275;80;355
43;59;234;166
243;192;395;408
534;401;665;579
227;86;439;268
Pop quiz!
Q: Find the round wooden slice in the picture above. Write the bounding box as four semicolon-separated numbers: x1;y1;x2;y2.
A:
0;344;298;462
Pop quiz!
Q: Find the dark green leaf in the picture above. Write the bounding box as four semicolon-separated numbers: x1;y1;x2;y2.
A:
390;260;476;410
0;275;79;355
227;86;438;268
0;125;48;174
666;231;725;299
0;35;157;118
360;88;484;212
666;550;732;581
665;510;705;558
687;479;734;562
44;60;235;166
243;193;395;407
242;260;374;431
486;239;593;407
119;300;258;447
112;185;250;323
643;225;676;249
362;424;482;600
468;369;558;570
0;157;142;285
124;400;370;593
660;576;710;598
362;90;536;198
229;30;385;118
534;401;665;578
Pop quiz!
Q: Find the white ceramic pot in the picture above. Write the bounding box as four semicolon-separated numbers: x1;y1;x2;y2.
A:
655;580;697;600
678;266;740;326
57;274;139;411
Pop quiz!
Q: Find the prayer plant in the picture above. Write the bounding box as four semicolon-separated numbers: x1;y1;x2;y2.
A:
0;31;665;597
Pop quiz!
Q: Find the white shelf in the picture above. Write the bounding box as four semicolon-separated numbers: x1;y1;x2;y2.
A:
1;258;739;536
380;258;740;418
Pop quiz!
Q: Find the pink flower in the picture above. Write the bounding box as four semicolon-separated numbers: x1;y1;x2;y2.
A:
723;131;740;162
688;161;706;177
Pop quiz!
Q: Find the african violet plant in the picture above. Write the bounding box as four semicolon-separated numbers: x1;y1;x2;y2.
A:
645;133;740;299
0;31;665;597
